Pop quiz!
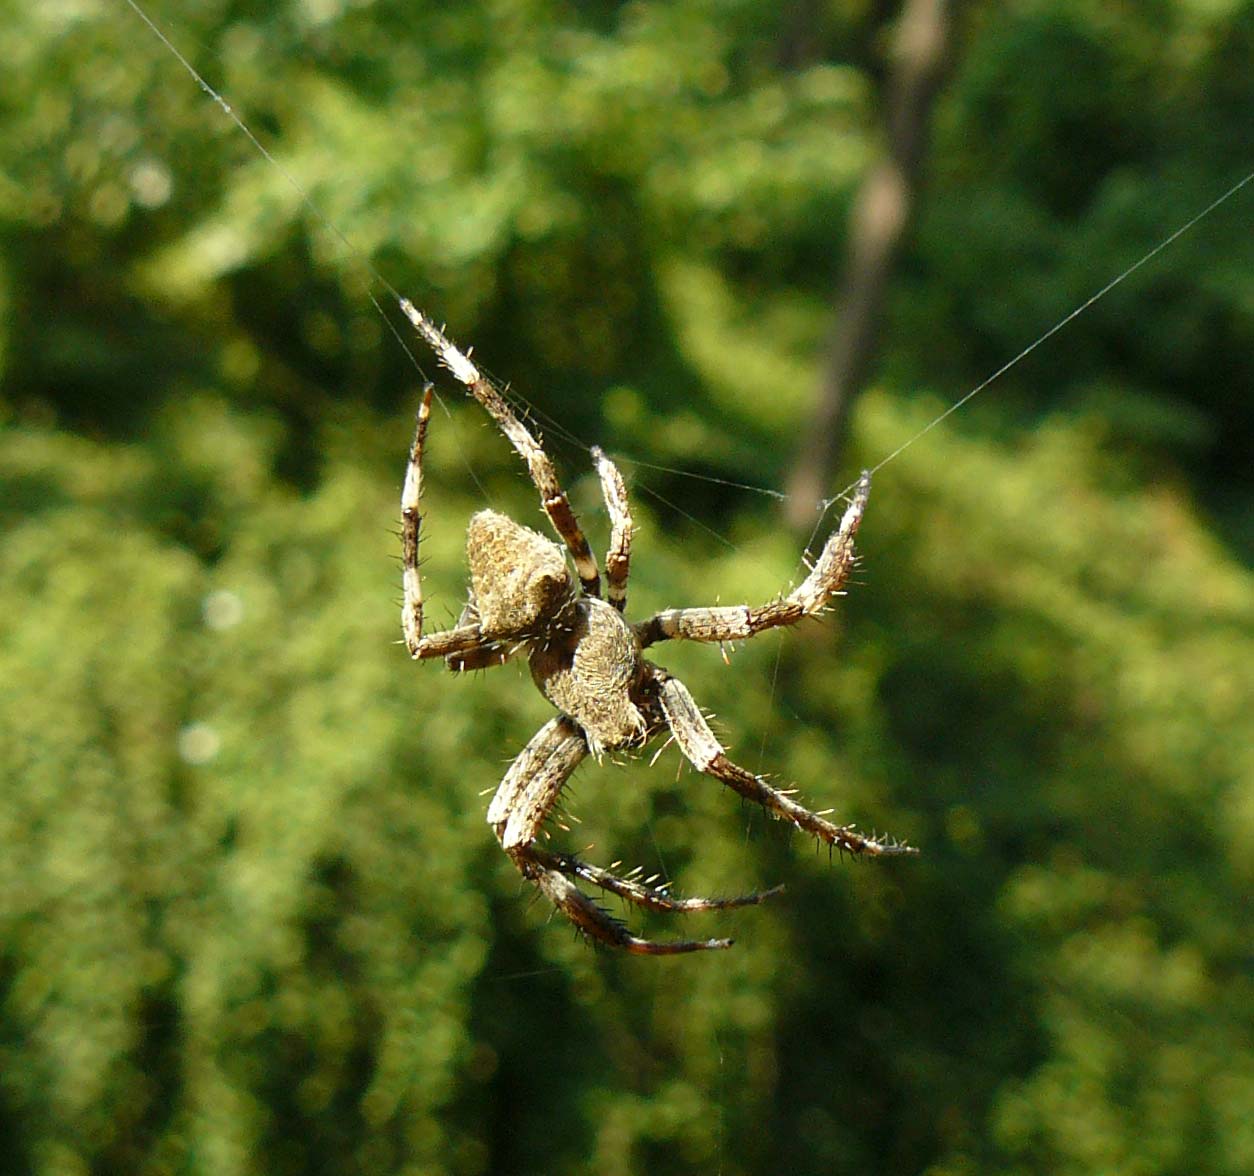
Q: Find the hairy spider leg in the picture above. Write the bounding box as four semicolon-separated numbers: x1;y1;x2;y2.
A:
399;298;602;599
652;671;918;856
633;472;870;648
399;383;505;662
591;447;633;612
489;717;773;954
527;847;783;916
399;382;431;652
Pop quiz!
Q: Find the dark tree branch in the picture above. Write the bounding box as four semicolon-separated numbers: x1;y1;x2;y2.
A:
784;0;955;530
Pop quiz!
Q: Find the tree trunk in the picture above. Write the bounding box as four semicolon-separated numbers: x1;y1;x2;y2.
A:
784;0;954;530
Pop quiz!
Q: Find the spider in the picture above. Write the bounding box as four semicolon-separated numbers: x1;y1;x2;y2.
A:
398;298;916;955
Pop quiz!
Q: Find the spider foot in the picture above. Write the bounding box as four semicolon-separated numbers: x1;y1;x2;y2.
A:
532;847;783;914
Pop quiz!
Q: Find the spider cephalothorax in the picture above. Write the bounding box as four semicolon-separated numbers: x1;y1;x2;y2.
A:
398;298;915;954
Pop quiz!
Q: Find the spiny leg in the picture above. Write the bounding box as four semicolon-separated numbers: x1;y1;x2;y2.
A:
445;643;512;672
400;383;433;655
399;298;602;598
490;717;738;954
654;671;918;857
591;447;632;612
399;384;506;662
490;716;588;850
441;601;513;672
528;847;782;915
634;472;870;648
534;871;732;956
412;623;496;661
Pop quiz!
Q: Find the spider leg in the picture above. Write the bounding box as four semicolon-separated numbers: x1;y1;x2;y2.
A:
652;670;918;857
528;847;782;914
400;383;433;654
440;601;513;671
591;447;632;612
411;624;496;661
399;299;602;599
398;384;507;662
445;644;511;672
634;472;870;649
490;717;736;954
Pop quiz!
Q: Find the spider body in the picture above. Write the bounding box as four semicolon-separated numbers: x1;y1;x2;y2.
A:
399;297;916;955
462;510;648;751
529;595;648;756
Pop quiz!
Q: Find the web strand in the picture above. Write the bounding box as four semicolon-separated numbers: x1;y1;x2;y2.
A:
822;169;1254;509
124;0;1252;523
121;0;405;309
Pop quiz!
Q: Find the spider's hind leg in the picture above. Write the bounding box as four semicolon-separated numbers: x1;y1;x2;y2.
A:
491;717;738;955
652;669;919;858
529;847;782;916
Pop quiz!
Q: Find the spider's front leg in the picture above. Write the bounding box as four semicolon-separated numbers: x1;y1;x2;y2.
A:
399;384;510;666
649;669;918;857
634;472;870;649
592;447;632;612
399;298;602;599
489;717;772;955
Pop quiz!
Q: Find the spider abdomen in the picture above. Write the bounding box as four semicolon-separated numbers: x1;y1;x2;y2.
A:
467;510;575;638
529;597;646;756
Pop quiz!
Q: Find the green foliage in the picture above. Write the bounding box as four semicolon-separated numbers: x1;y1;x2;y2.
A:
2;2;1252;1175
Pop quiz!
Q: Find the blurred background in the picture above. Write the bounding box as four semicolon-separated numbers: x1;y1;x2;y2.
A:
1;1;1251;1173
